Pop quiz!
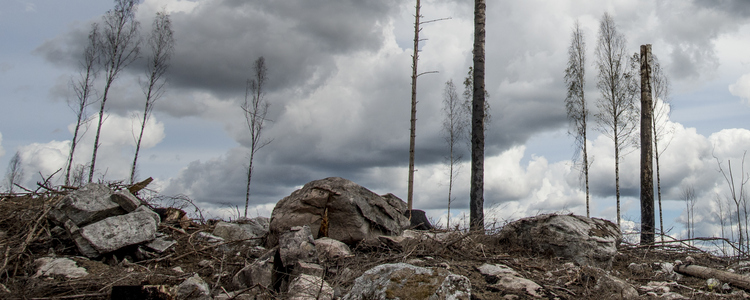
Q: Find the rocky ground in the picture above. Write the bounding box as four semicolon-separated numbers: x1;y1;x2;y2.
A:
1;179;750;299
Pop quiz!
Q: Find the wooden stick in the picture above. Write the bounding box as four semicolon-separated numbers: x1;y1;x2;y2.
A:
675;263;750;290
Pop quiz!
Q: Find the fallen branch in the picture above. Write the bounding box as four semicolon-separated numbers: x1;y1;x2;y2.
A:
30;293;109;300
169;236;264;262
675;263;750;291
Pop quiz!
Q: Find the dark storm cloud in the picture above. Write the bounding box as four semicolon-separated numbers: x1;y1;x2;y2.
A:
693;0;750;18
166;0;398;98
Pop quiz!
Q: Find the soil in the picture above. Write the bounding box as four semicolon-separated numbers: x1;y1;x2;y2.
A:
0;192;748;299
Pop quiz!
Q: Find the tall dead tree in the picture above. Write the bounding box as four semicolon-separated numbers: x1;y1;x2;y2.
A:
639;44;655;245
470;0;487;232
130;9;174;184
242;57;272;218
406;0;444;214
89;0;141;183
66;24;100;186
564;20;590;217
594;12;639;228
442;80;468;229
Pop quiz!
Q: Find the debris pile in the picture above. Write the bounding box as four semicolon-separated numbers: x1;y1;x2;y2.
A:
1;177;750;299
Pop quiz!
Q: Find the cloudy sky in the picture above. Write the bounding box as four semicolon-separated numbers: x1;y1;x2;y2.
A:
2;0;750;240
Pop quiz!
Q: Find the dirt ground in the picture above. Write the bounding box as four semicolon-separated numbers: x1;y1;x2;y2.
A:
1;192;749;299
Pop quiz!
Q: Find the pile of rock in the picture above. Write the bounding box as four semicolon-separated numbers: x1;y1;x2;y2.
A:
48;183;172;258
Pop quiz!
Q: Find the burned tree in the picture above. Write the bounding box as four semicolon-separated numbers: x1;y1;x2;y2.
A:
242;57;272;218
130;9;175;184
564;20;591;217
639;44;655;245
594;13;639;228
89;0;141;182
470;0;487;232
66;24;100;186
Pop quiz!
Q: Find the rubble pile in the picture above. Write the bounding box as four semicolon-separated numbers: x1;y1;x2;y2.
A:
0;177;749;299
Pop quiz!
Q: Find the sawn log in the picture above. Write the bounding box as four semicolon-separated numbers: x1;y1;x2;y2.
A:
674;263;750;291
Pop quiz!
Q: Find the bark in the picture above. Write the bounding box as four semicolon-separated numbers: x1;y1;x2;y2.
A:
407;0;421;213
470;0;486;232
675;264;750;291
639;45;655;245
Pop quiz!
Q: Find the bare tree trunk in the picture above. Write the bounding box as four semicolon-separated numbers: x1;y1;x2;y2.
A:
470;0;486;232
615;132;621;228
675;264;750;291
639;44;655;245
407;0;421;214
442;80;466;230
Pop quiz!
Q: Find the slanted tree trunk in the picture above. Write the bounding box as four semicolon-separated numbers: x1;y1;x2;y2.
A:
639;44;655;245
470;0;486;232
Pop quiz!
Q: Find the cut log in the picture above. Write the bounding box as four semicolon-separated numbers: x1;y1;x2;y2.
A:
674;263;750;290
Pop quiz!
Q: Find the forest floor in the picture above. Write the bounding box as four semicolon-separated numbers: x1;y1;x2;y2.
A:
1;191;748;299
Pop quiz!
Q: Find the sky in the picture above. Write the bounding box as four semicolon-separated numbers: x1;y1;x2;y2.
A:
2;0;750;242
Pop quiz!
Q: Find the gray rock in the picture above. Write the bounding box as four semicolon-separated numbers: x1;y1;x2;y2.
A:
314;237;352;262
478;263;543;298
267;177;410;247
233;248;275;289
342;263;471;300
279;225;317;267
497;214;621;268
110;189;141;212
292;261;325;278
176;274;210;300
144;236;177;253
33;257;88;279
586;266;639;299
212;218;268;246
49;183;124;226
288;274;334;300
78;206;160;255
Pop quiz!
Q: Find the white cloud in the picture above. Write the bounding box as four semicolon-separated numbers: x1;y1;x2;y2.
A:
729;74;750;105
14;113;166;187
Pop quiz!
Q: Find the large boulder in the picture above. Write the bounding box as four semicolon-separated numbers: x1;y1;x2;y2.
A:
77;206;160;256
212;217;269;246
497;214;621;269
49;183;125;226
267;177;410;247
342;263;471;300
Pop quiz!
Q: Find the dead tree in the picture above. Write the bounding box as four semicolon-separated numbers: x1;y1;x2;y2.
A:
716;151;749;254
406;0;445;214
564;20;591;217
66;24;100;186
594;12;639;228
242;57;272;218
4;152;24;194
130;9;174;184
89;0;141;183
470;0;487;232
681;185;696;245
442;80;468;229
639;44;655;245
